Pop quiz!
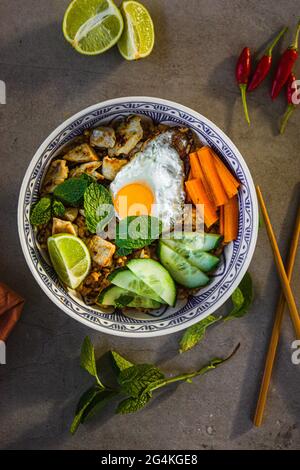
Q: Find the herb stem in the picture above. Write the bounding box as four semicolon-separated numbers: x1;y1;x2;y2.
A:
149;344;240;393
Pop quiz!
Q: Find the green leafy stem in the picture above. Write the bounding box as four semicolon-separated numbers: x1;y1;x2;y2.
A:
71;337;240;434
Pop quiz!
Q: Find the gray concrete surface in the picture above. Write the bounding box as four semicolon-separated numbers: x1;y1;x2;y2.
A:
0;0;299;450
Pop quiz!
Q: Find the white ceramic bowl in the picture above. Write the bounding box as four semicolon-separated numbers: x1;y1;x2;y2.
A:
18;97;258;337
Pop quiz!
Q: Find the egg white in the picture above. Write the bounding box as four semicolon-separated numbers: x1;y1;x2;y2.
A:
110;131;185;229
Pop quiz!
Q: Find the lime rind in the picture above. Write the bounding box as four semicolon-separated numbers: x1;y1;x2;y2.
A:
63;0;124;55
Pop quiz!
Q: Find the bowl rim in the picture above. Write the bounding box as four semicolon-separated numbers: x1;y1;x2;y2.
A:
18;96;258;338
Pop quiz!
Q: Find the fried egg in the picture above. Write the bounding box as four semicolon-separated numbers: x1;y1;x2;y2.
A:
110;131;185;229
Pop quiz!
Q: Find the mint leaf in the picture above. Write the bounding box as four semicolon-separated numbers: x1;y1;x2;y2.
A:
52;199;65;217
116;246;134;257
111;351;134;373
115;216;162;253
80;337;103;388
70;386;99;435
179;315;221;353
81;390;119;423
84;182;113;234
225;272;253;321
30;196;52;226
116;394;151;414
54;174;92;207
118;364;165;398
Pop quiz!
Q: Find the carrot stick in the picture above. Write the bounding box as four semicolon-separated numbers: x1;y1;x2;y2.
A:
223;195;239;242
185;179;218;228
197;147;229;206
189;152;203;179
189;151;216;209
211;150;240;198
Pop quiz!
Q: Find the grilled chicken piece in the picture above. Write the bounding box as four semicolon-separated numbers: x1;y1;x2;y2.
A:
88;236;116;267
102;156;128;181
63;144;99;163
90;127;116;149
52;218;78;236
63;208;78;222
69;162;104;180
108;116;143;157
43;159;69;193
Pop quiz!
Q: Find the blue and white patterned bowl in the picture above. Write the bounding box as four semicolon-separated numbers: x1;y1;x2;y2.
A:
18;97;258;337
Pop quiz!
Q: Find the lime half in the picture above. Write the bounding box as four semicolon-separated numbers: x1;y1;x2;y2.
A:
63;0;124;55
48;234;91;289
118;1;155;60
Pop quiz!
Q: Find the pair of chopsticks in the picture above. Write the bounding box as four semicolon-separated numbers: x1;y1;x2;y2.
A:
254;186;300;426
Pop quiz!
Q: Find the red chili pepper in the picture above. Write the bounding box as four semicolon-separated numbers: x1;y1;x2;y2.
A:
248;27;288;92
280;73;299;134
271;20;300;100
236;47;251;125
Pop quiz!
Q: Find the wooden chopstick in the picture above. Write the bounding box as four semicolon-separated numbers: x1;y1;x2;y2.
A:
253;204;300;427
256;186;300;339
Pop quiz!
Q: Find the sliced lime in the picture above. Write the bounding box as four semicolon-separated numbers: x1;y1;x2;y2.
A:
63;0;124;55
117;0;155;60
48;234;91;289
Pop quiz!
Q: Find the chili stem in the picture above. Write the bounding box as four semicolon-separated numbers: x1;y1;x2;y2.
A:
266;27;288;56
291;20;300;50
280;104;295;134
239;83;250;125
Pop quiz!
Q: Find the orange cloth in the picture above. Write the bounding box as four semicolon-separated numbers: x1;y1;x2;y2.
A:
0;283;24;341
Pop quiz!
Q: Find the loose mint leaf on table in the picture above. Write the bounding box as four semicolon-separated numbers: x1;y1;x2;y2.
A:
115;216;162;255
179;315;221;353
80;337;104;388
118;364;165;398
116;394;151;414
54;174;92;207
30;196;52;225
70;385;99;435
225;272;253;321
81;390;119;423
111;351;134;373
52;199;65;217
71;337;240;432
84;182;113;233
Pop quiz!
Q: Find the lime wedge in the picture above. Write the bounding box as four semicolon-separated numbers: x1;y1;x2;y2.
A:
63;0;124;55
117;0;154;60
48;234;91;289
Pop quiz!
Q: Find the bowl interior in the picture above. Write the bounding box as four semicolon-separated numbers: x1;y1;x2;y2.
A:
18;98;258;337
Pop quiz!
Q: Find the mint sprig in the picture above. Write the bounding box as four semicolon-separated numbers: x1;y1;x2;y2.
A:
30;196;52;226
115;215;162;256
70;337;240;433
84;182;113;233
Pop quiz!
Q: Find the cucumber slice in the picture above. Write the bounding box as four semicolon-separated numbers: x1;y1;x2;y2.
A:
97;285;161;309
158;241;210;289
161;239;219;272
166;232;222;251
108;268;165;303
126;259;176;307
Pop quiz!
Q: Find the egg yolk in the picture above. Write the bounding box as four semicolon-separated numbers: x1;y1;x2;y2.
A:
114;183;154;219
